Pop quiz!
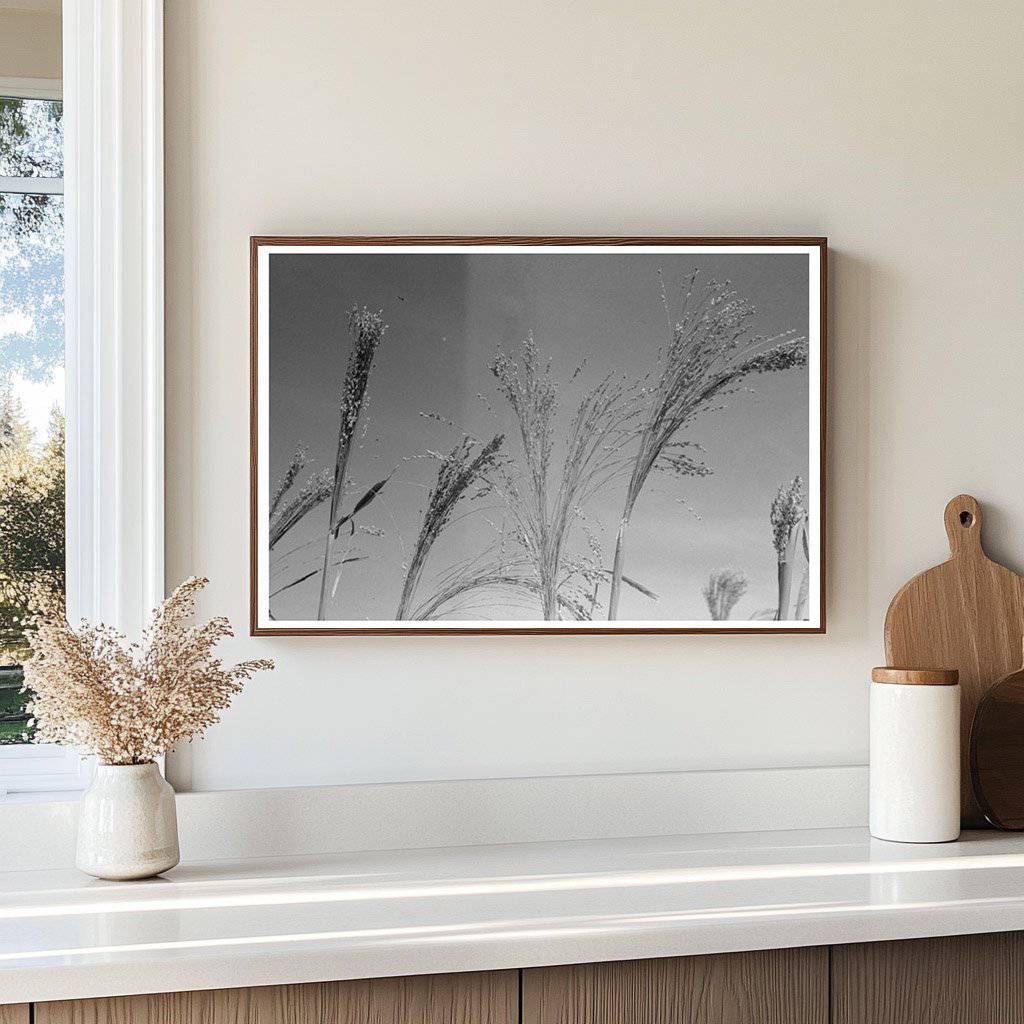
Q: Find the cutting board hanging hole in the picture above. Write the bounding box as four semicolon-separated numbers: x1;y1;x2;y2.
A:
944;494;983;556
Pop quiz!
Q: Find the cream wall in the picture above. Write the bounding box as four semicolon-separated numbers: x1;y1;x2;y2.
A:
164;0;1024;791
0;3;61;80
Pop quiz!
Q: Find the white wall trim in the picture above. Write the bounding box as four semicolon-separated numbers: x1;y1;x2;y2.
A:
0;764;869;870
0;76;62;100
64;0;164;634
0;0;166;801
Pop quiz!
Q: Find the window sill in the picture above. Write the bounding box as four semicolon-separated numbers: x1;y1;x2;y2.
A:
0;745;92;800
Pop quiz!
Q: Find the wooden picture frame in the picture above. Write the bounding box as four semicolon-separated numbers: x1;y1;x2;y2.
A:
251;236;827;635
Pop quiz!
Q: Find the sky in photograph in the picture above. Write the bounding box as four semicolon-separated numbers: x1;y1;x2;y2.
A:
267;250;811;623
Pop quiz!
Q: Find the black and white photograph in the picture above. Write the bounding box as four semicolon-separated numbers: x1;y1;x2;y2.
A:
251;238;825;634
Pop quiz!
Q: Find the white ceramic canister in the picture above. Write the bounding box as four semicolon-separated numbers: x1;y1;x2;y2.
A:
76;762;180;880
870;667;960;843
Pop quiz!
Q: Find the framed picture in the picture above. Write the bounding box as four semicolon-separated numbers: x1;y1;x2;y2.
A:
251;236;826;635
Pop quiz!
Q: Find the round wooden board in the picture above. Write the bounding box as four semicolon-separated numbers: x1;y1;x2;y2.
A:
971;666;1024;829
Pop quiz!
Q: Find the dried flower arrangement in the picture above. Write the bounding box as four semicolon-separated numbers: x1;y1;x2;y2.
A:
22;577;273;765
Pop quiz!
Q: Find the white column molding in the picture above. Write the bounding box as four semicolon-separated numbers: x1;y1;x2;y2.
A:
63;0;164;633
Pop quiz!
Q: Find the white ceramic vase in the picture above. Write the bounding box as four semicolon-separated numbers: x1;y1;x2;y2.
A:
76;762;180;880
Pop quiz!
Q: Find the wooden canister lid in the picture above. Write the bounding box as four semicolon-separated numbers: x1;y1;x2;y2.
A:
871;667;959;686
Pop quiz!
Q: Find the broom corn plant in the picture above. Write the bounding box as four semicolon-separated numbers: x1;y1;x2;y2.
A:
396;433;505;619
770;475;808;621
315;306;388;619
270;446;309;519
269;457;332;550
607;273;807;619
702;568;749;620
491;335;641;619
265;278;810;624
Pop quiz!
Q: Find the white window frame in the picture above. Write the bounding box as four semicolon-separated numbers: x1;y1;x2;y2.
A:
0;1;164;800
0;77;63;194
0;77;60;101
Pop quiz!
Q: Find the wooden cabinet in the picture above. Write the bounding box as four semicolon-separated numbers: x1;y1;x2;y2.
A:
522;932;1024;1024
833;932;1024;1024
18;932;1024;1024
34;971;517;1024
522;948;828;1024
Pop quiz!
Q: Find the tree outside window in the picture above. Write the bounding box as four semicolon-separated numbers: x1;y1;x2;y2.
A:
0;93;65;744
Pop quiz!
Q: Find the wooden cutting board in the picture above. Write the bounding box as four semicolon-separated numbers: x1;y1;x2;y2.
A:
884;494;1024;827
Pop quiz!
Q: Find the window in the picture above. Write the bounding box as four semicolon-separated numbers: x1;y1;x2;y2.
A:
0;78;82;798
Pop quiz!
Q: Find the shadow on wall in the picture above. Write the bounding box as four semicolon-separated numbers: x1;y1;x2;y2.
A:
826;248;873;642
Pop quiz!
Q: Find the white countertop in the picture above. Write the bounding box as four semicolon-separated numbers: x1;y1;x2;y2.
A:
4;826;1024;1004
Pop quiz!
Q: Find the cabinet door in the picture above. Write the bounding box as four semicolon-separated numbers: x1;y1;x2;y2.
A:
523;948;828;1024
36;971;517;1024
833;932;1024;1024
0;1007;29;1024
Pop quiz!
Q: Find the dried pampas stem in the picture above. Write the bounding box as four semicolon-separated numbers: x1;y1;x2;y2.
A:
23;576;273;765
